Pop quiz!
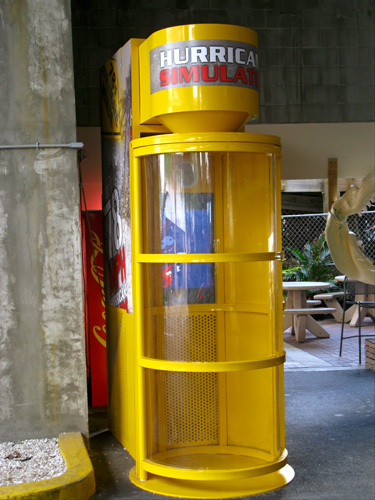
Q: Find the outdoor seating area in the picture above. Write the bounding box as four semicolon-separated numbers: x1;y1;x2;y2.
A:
284;313;375;369
283;273;375;347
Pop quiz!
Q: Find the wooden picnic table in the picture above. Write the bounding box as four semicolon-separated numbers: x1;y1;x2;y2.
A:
283;281;335;343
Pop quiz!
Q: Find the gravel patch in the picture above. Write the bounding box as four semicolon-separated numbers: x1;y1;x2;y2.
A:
0;438;66;486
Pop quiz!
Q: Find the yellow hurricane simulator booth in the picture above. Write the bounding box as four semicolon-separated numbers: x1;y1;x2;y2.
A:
100;23;295;499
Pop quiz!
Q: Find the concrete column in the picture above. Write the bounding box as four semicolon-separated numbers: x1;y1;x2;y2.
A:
0;0;88;441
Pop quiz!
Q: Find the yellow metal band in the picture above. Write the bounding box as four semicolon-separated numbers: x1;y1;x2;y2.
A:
136;251;283;263
139;353;285;372
132;142;281;157
131;131;280;149
142;449;288;481
147;302;269;315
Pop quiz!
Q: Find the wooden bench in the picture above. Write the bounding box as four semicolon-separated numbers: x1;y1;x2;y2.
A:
284;307;336;315
307;299;321;306
283;307;337;342
313;292;345;322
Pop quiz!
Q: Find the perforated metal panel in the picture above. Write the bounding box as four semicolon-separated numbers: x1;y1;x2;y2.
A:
163;313;219;448
164;313;217;362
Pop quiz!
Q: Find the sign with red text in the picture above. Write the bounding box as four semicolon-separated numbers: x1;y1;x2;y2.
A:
83;212;107;407
150;40;259;94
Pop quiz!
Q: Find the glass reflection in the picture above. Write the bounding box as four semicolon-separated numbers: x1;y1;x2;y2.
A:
155;152;216;305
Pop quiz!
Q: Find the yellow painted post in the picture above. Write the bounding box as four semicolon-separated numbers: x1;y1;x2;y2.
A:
132;155;148;482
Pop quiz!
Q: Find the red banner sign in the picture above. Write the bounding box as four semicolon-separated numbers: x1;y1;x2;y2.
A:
83;211;107;407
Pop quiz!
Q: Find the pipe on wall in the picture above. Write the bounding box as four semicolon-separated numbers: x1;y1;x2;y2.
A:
0;142;84;149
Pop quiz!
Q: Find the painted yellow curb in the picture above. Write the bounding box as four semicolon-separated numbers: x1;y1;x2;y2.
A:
0;432;95;500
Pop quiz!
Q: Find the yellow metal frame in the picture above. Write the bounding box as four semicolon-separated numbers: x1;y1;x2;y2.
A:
128;132;293;498
130;38;169;139
106;305;136;457
102;23;293;497
139;24;259;132
137;252;282;263
131;131;281;153
142;449;288;481
139;354;285;372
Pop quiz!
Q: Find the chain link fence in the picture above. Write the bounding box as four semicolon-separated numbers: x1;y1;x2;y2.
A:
282;211;375;266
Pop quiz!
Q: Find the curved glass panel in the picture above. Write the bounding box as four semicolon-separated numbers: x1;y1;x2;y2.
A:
141;149;281;362
143;261;278;362
141;151;278;255
138;146;284;473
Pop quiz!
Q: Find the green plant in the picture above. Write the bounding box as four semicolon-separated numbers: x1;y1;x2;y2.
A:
282;233;335;284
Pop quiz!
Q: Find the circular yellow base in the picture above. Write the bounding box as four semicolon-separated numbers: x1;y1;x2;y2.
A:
129;464;295;499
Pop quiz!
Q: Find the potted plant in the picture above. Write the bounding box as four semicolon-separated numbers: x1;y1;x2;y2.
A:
282;233;337;297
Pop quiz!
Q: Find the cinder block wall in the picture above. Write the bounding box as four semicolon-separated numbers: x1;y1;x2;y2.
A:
71;0;374;126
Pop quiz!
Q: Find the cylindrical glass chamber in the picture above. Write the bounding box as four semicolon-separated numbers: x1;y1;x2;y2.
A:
129;132;294;498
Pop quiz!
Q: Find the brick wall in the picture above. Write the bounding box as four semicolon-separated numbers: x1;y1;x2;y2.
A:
71;0;375;126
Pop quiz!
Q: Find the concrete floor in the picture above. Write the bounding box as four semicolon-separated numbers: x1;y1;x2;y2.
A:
88;319;375;500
